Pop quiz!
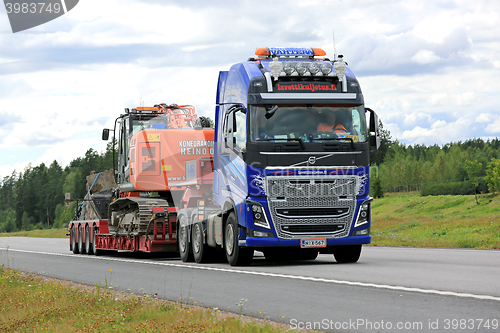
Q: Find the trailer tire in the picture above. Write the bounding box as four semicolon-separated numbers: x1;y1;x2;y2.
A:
192;222;211;263
178;215;193;262
85;225;93;255
225;212;253;266
92;226;102;256
71;225;79;254
78;225;86;254
333;245;362;263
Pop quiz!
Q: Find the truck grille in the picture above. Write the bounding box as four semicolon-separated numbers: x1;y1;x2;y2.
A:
266;176;357;239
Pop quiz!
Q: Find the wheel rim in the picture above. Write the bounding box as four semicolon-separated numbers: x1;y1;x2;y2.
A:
92;227;97;252
71;227;76;248
225;223;234;255
78;226;84;254
179;226;187;253
193;224;201;254
85;227;90;250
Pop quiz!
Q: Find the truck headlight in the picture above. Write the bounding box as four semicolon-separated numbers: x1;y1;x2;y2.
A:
354;200;371;228
320;61;332;75
308;62;320;75
283;62;295;75
246;200;271;230
296;62;308;75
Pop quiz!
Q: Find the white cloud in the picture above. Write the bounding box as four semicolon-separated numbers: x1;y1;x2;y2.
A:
431;120;447;128
411;50;441;65
485;120;500;134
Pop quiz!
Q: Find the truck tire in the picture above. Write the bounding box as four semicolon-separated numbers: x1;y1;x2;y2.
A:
192;222;211;263
71;225;79;254
178;215;193;262
225;212;253;266
333;245;362;263
92;226;102;256
85;225;93;255
78;225;86;254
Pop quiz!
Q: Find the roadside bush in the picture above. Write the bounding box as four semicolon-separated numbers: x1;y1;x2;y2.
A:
421;179;488;196
371;177;384;198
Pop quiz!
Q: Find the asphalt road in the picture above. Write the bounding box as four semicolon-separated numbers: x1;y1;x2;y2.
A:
1;237;499;333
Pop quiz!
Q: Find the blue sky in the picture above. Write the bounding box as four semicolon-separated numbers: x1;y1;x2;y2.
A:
0;0;499;178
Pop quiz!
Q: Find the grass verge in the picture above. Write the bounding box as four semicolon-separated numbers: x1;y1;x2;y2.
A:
0;266;299;332
0;228;68;238
371;193;500;248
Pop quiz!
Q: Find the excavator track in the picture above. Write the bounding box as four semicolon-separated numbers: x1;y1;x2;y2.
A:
109;197;170;235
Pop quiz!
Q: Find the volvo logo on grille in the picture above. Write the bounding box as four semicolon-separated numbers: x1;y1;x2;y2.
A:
308;156;316;165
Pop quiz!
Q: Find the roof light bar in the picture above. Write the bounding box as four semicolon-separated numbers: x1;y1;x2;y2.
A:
255;47;326;57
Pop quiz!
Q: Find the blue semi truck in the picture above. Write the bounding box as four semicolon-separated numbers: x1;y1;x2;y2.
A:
177;47;380;266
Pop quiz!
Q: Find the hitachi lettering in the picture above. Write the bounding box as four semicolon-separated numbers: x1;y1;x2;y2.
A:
276;83;336;92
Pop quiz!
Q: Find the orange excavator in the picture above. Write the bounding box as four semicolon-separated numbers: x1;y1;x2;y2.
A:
68;104;214;255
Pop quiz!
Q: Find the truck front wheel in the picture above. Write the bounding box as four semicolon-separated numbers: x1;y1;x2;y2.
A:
333;245;362;263
225;212;253;266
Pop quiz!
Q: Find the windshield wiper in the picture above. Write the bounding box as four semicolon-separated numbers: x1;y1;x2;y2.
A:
313;137;353;142
258;137;305;150
313;137;354;149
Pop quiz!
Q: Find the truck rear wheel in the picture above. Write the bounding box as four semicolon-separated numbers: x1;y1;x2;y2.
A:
225;212;253;266
333;245;362;263
71;225;79;254
192;222;210;263
78;225;86;254
85;225;93;255
178;215;193;262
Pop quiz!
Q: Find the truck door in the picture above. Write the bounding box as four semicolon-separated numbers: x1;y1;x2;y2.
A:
220;105;247;207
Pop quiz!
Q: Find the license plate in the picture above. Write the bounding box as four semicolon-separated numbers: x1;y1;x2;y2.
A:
300;238;326;248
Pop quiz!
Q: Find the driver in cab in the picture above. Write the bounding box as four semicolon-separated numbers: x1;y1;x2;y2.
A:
317;112;347;134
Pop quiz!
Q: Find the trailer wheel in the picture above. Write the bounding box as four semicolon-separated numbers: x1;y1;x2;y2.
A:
192;222;211;263
85;225;93;255
225;212;253;266
78;225;86;254
71;225;79;254
333;245;362;263
178;215;193;262
92;226;102;256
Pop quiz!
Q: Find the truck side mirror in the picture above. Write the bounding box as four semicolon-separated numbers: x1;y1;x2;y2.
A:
102;129;110;141
366;108;380;150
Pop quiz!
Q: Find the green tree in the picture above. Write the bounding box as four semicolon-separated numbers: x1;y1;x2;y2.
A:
371;177;384;198
464;160;483;204
485;158;500;193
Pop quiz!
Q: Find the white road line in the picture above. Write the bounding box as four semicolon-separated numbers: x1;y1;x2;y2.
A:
3;248;500;303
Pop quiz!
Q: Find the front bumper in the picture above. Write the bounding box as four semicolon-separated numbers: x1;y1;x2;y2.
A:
244;234;371;247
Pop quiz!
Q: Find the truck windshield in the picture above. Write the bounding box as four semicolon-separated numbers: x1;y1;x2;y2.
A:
249;105;367;143
130;111;195;135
